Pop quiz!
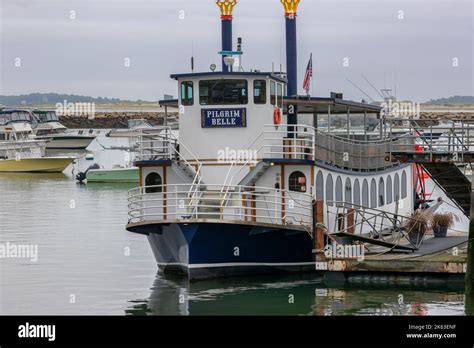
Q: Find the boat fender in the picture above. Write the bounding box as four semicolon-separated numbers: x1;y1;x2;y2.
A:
273;107;281;128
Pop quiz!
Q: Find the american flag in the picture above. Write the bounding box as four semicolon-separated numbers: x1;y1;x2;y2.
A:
303;53;313;95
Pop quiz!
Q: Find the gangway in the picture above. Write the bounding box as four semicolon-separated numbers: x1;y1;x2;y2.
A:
386;119;473;217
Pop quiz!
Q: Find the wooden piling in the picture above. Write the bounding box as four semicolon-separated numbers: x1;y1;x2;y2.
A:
313;200;325;250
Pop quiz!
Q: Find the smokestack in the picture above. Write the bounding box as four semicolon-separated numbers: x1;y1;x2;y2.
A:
216;0;238;73
280;0;301;134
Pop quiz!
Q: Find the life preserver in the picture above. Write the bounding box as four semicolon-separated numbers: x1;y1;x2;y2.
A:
273;107;282;127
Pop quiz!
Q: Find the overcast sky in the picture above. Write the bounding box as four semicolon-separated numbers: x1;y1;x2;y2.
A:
0;0;472;102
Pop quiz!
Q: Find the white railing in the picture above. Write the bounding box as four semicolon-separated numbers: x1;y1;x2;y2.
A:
387;119;474;162
135;124;316;163
135;127;204;202
261;124;315;160
127;183;314;232
136;127;177;161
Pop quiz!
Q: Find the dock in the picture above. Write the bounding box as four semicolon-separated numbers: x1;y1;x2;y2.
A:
316;234;468;284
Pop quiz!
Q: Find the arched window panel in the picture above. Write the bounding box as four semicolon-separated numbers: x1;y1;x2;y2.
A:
326;174;334;206
335;176;343;207
145;172;163;193
378;178;385;207
362;179;369;207
316;171;324;201
354;179;361;207
401;171;408;199
344;178;352;207
394;173;400;202
370;179;377;208
386;176;393;204
289;171;307;193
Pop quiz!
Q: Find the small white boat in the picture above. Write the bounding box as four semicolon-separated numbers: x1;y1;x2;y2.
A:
75;163;138;183
32;110;96;150
0;109;75;172
86;165;139;183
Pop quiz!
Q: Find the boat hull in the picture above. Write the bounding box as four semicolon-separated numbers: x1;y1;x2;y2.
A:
36;135;95;150
86;167;139;183
127;222;315;280
0;157;75;173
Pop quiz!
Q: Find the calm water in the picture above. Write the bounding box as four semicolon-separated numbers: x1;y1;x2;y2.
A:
0;136;470;315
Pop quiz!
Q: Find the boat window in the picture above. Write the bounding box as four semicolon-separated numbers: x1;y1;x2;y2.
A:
370;179;377;208
379;178;385;206
270;81;276;106
181;81;194;106
316;171;324;200
335;176;343;207
345;178;352;207
145;172;163;193
199;79;248;105
289;171;306;192
394;173;400;201
277;83;283;108
35;112;58;122
362;179;369;207
9;112;31;122
401;171;408;199
253;80;267;104
386;175;393;204
326;174;334;206
36;129;52;136
48;112;58;121
354;179;361;206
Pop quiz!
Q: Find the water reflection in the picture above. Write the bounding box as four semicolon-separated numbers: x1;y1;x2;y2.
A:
126;274;466;316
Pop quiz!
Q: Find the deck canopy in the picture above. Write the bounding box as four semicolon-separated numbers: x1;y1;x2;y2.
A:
283;96;382;116
169;71;287;84
160;94;381;116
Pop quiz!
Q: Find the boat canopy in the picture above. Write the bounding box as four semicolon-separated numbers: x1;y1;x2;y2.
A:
170;71;287;84
159;90;381;116
32;110;60;122
0;110;35;125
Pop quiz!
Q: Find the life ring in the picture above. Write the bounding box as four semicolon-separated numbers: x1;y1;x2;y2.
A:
273;107;282;127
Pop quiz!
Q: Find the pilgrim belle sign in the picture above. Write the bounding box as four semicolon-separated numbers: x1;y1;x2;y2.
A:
201;108;247;128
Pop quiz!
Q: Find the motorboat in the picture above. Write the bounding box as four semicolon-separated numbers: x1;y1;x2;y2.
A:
0;109;75;172
32;109;96;150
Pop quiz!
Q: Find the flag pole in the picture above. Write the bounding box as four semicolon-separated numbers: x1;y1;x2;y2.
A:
310;52;313;97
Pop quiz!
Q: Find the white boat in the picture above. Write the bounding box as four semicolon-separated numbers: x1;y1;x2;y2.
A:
124;1;416;280
107;119;154;138
85;165;139;183
32;110;96;150
0;109;75;172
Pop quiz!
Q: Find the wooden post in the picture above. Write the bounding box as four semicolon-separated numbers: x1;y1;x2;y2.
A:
313;200;325;250
347;208;355;234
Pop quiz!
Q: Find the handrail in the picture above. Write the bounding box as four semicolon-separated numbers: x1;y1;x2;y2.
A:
386;119;474;162
127;183;313;230
137;127;204;206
